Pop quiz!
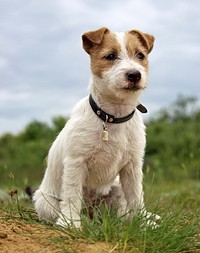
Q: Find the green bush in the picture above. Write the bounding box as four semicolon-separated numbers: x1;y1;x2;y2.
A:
145;95;200;181
0;116;67;187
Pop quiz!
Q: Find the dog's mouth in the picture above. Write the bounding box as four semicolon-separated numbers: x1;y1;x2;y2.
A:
123;86;140;92
122;84;144;92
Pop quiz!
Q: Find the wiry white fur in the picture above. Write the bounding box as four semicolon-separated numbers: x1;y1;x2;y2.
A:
33;30;148;228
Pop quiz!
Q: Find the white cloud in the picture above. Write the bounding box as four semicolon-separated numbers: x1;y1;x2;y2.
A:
0;90;29;102
0;57;9;69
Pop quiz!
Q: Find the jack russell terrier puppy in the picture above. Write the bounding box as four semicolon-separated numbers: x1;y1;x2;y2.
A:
33;27;155;228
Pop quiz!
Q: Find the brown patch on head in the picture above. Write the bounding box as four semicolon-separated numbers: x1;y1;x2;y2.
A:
128;30;155;54
82;28;121;77
82;27;109;54
125;30;155;71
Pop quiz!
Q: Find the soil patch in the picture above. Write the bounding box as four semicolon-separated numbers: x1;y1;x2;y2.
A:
0;219;65;253
0;218;118;253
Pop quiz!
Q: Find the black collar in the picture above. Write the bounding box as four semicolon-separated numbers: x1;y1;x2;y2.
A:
89;94;147;124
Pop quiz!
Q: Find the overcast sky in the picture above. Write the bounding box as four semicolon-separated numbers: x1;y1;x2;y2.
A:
0;0;199;134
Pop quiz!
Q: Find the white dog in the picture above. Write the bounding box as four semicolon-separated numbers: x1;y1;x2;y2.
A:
33;27;155;228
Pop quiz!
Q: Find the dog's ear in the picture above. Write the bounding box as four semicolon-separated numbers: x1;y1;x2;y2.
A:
82;27;109;54
129;30;155;54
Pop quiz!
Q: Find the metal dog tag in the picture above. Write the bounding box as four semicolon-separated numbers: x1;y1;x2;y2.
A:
102;122;108;141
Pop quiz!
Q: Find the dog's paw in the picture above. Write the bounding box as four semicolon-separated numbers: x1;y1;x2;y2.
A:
56;217;81;229
141;210;161;229
145;211;160;222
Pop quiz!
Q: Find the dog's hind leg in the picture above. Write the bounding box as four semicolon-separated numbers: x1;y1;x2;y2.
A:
102;180;128;217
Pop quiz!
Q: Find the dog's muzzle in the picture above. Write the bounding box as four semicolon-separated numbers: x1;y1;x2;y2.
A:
125;70;141;90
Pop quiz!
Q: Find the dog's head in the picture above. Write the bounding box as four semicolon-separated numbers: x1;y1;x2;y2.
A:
82;27;154;99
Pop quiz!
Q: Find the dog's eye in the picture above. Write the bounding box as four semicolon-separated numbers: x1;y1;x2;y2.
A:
105;53;117;61
136;52;145;60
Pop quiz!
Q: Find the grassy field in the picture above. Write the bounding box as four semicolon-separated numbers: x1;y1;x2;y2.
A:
0;178;199;253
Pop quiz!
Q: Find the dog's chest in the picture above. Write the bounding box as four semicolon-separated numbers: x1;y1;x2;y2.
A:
84;123;139;188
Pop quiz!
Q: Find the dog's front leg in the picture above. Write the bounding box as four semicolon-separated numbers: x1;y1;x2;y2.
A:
56;156;86;228
120;161;144;215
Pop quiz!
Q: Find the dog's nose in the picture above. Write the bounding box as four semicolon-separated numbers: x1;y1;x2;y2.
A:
126;70;141;83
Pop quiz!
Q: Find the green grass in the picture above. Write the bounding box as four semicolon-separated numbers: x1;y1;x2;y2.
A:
1;180;199;253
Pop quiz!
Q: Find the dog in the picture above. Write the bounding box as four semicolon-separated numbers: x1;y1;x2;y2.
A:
33;27;155;228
